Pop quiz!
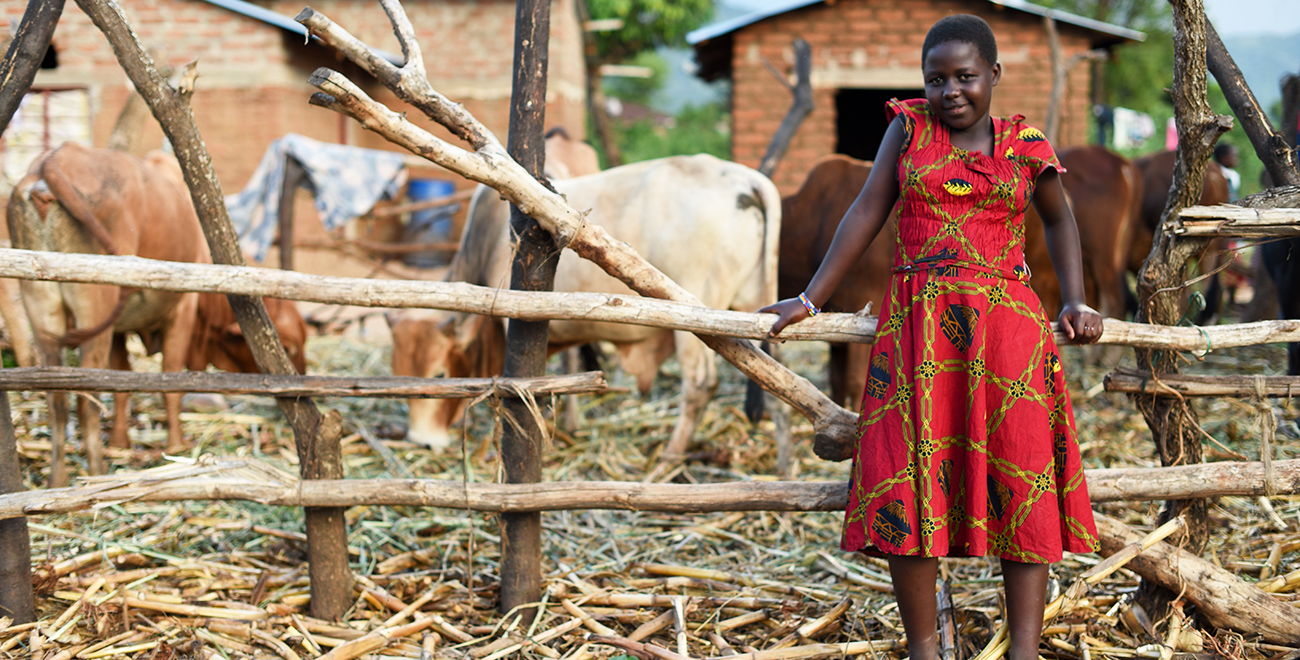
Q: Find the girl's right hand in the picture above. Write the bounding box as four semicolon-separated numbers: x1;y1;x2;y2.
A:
760;298;815;338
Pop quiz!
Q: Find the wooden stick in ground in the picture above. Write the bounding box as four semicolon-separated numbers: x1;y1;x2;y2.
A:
1094;510;1300;644
71;0;353;618
294;6;861;461
0;392;33;623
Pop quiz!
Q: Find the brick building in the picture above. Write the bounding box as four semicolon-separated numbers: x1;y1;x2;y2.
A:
1;0;586;275
688;0;1142;194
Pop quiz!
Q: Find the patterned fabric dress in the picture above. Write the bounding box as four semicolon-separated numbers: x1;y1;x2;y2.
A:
840;98;1099;563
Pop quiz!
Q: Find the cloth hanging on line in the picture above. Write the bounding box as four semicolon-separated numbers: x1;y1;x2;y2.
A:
225;133;408;261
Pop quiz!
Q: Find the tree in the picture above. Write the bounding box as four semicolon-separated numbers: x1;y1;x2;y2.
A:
577;0;713;166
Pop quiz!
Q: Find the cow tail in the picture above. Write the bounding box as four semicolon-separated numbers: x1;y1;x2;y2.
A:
743;174;785;424
41;157;121;257
57;295;129;347
41;151;135;346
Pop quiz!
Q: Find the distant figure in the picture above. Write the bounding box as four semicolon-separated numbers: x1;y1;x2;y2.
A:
1214;143;1241;202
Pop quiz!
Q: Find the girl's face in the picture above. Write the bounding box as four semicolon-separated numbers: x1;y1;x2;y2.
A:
923;40;1001;133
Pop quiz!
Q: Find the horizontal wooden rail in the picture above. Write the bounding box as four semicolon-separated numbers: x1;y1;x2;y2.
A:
1174;204;1300;237
0;367;606;399
3;456;1298;520
3;249;1300;352
1106;370;1300;398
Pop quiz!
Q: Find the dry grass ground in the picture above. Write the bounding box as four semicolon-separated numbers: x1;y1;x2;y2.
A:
3;306;1300;660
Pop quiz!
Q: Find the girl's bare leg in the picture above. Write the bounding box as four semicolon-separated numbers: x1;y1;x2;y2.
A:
887;555;939;660
1001;558;1049;660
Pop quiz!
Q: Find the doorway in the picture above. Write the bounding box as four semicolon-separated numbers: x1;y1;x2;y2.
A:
835;88;924;161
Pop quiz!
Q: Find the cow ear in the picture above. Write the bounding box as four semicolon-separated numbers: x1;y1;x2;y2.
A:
436;315;457;338
455;314;488;348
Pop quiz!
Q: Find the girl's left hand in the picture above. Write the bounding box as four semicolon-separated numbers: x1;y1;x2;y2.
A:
1058;302;1103;344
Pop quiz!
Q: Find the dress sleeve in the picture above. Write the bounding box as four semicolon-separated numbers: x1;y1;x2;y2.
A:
1007;123;1066;177
885;98;927;158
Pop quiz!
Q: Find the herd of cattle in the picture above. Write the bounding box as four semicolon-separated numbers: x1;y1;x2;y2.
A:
1;132;1295;485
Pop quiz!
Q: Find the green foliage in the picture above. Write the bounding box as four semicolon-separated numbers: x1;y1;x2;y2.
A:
587;0;714;62
590;102;731;165
604;50;670;106
1;349;14;369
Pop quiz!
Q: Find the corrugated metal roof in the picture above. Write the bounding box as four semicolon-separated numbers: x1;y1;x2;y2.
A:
687;0;1146;45
198;0;404;64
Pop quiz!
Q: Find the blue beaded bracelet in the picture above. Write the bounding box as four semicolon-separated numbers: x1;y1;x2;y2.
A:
798;292;821;317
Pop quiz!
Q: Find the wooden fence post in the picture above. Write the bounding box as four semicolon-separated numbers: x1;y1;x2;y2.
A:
0;392;34;623
0;0;64;130
499;0;554;618
1131;0;1233;615
73;0;353;620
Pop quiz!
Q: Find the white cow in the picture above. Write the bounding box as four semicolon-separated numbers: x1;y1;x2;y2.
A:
390;154;781;458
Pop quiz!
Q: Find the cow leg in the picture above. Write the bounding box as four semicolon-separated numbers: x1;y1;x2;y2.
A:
109;334;132;450
159;293;198;454
561;347;583;433
76;330;113;475
22;282;70;486
661;331;717;460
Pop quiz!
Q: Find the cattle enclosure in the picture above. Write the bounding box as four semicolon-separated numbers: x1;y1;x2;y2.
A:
4;0;1300;659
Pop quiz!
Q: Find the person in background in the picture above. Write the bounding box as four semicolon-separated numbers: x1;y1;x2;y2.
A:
1214;142;1241;202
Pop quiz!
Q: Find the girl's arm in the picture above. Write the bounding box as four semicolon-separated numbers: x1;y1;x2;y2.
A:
1032;169;1102;344
762;116;907;336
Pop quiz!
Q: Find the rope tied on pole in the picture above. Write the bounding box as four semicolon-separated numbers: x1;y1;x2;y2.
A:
1254;374;1278;497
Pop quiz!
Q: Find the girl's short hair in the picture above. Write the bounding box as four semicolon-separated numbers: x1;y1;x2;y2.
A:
922;14;999;67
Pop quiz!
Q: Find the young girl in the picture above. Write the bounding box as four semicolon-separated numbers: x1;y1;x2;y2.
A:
762;14;1102;660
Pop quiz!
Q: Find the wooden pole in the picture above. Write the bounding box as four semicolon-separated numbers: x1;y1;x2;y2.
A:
1204;20;1300;187
0;0;64;132
0;391;34;623
756;38;813;179
499;0;553;617
8;247;1300;351
1095;511;1300;644
7;457;1300;520
1105;370;1300;397
1131;0;1234;614
0;367;605;399
72;0;353;619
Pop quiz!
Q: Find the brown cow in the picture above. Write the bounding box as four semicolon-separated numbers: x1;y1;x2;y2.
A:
188;293;308;375
8;142;208;486
1024;146;1143;321
778;155;896;410
1129;150;1230;320
784;149;1139;411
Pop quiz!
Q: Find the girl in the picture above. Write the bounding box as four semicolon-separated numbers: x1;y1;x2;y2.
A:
762;14;1102;660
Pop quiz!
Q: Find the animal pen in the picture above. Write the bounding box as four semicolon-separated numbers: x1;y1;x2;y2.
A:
3;0;1300;658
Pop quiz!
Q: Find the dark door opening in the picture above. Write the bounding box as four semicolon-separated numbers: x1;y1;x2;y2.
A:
835;88;925;161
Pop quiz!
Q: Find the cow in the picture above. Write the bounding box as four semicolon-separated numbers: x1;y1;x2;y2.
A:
778;155;896;410
1024;146;1143;321
1262;238;1300;375
1128;150;1230;321
188;292;308;375
7;142;208;486
390;154;781;459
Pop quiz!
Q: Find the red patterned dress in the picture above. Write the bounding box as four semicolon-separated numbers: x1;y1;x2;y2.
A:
840;98;1099;563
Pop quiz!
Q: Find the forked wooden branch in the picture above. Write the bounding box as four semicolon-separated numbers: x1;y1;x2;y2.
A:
295;5;860;459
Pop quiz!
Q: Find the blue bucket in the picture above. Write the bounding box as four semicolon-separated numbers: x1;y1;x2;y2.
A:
403;179;459;268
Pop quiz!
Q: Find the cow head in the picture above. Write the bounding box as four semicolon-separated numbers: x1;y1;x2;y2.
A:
389;309;505;450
